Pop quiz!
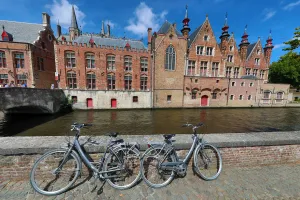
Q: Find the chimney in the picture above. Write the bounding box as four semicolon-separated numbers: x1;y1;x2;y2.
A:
42;13;51;27
147;28;152;51
107;24;111;37
57;24;62;37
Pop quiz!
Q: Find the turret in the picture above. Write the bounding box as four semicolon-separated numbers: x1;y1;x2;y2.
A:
239;25;250;61
181;5;191;39
264;30;274;65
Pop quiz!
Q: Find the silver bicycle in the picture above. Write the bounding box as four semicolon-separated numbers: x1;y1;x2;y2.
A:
140;123;222;188
30;123;141;196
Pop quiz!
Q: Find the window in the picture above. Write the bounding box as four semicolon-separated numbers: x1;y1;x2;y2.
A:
257;49;261;55
0;74;8;84
204;35;209;41
260;70;265;79
229;46;233;51
141;58;148;72
107;74;115;90
37;57;44;71
216;79;219;83
250;82;254;87
264;91;271;99
192;91;197;99
107;55;116;70
226;67;232;78
231;82;236;86
14;53;25;68
86;53;95;68
277;92;283;99
248;95;252;100
124;56;132;71
124;75;132;90
86;73;96;89
65;51;76;68
67;72;77;89
71;96;77;104
206;47;213;56
140;75;147;90
230;95;234;100
253;69;258;77
239;95;243;100
165;45;176;70
241;82;245;86
246;68;251;75
200;61;208;76
212;92;217;99
133;96;138;102
196;46;204;55
255;58;260;65
187;60;196;75
16;74;27;85
233;67;239;78
167;95;172;102
227;55;233;62
0;51;6;68
212;62;219;77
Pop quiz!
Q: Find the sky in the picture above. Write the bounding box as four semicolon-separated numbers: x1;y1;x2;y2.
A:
0;0;299;63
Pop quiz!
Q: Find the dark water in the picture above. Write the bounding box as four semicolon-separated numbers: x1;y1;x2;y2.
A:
1;108;300;137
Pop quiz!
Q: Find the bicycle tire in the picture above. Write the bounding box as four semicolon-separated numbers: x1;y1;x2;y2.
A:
103;147;141;190
193;144;222;180
30;149;82;196
141;146;176;188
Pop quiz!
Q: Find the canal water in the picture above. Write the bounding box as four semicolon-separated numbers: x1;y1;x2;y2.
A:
1;108;300;137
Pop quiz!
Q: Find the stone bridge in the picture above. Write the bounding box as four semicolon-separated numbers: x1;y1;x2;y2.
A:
0;88;67;114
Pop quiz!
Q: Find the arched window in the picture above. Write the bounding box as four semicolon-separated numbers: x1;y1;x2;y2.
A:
0;51;6;68
86;72;96;89
65;51;76;68
277;92;284;99
67;71;77;89
124;56;132;71
140;75;147;91
107;55;115;70
165;45;175;70
86;53;95;68
124;74;132;90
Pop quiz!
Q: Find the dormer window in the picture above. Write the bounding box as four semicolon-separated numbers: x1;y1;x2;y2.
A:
204;35;209;41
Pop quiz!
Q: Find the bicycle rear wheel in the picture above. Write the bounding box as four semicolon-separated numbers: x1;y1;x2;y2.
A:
141;147;176;188
103;147;141;190
30;149;81;196
193;144;222;180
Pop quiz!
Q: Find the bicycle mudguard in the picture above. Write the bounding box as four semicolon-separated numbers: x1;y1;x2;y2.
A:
141;143;173;158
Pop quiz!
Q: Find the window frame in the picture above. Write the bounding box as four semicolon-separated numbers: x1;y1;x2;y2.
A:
107;74;116;90
140;57;148;72
211;62;219;77
37;57;44;71
200;61;208;76
67;71;77;89
196;46;204;55
133;96;138;103
206;47;213;56
0;51;6;68
140;75;148;91
233;67;239;78
165;45;176;71
107;55;116;71
65;51;76;68
187;60;196;75
124;56;132;72
124;74;132;90
226;67;232;78
86;53;95;69
86;73;96;89
14;52;25;68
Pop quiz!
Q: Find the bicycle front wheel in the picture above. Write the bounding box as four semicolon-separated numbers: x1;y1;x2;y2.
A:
193;144;222;180
30;149;81;196
141;147;176;188
103;147;141;190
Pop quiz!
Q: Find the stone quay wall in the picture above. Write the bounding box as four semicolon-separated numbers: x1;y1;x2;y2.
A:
0;131;300;181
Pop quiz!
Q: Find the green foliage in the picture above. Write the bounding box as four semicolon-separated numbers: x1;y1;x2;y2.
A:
269;52;300;87
283;27;300;51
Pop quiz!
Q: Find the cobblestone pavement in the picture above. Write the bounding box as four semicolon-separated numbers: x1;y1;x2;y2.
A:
1;164;300;200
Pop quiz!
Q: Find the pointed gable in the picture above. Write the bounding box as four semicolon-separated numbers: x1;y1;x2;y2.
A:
188;24;202;48
157;21;182;36
246;43;257;59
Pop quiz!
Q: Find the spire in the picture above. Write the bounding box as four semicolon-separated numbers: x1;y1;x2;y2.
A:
101;20;105;36
224;12;228;26
265;29;274;48
239;25;250;47
185;4;188;19
181;5;191;38
70;5;79;29
220;12;230;40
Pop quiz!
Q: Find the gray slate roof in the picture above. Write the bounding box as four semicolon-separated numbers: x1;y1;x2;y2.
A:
188;25;202;48
0;20;44;44
60;35;146;50
157;21;182;37
246;43;257;59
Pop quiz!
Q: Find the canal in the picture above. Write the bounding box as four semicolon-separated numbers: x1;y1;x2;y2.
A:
1;108;300;137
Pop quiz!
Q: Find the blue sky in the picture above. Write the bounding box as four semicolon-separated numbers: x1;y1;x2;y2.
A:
1;0;299;62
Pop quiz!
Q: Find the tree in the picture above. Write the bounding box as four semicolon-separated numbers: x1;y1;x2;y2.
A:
283;27;300;51
269;51;300;87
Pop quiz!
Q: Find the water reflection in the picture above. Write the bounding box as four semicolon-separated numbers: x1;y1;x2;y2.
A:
1;108;300;137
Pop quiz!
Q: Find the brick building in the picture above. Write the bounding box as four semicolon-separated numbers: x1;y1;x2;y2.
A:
149;7;290;108
55;6;151;109
0;13;56;88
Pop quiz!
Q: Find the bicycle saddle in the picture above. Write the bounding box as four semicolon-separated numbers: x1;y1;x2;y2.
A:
163;134;175;140
106;132;119;137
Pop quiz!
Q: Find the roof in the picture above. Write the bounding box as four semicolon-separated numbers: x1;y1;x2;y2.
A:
157;21;182;37
59;34;146;50
0;20;44;44
70;6;79;29
188;24;202;47
246;43;257;59
241;75;258;80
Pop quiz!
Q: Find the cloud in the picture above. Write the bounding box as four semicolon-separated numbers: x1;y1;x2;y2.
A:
125;2;167;36
104;20;117;29
46;0;86;29
262;8;276;21
273;43;287;50
283;0;300;10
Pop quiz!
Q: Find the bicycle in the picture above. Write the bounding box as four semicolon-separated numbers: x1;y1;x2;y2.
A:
140;122;222;188
30;123;141;196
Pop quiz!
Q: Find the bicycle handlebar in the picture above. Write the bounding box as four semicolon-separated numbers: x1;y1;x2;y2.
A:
182;122;204;133
71;123;93;131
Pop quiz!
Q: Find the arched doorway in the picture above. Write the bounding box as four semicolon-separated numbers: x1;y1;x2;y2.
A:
201;95;209;106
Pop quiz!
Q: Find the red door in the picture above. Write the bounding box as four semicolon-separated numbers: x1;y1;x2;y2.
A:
87;98;93;108
201;95;208;106
111;99;117;108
